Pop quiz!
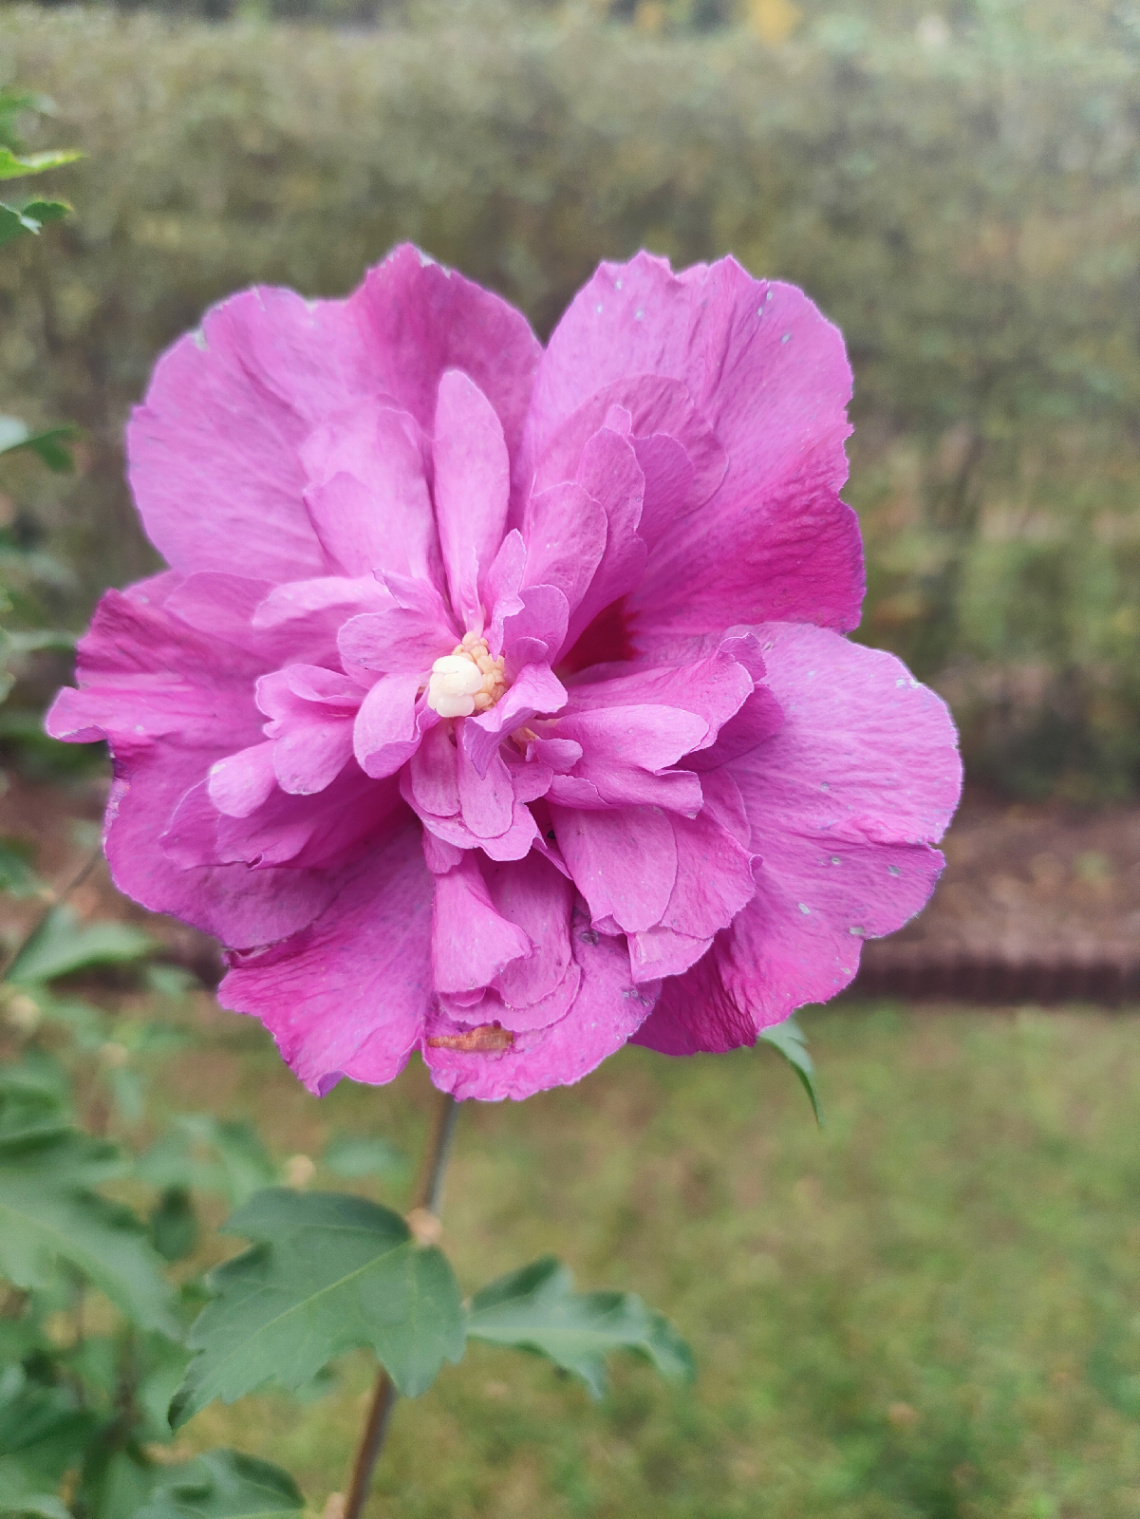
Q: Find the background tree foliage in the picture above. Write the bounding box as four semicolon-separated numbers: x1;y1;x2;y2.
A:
2;0;1139;799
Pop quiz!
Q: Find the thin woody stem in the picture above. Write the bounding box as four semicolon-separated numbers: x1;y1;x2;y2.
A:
341;1090;459;1519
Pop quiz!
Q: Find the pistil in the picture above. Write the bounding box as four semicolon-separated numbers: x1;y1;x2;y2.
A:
426;633;507;718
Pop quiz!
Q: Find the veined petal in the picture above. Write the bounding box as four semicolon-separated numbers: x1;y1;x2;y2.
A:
433;370;511;629
431;853;531;995
353;673;426;778
218;823;432;1095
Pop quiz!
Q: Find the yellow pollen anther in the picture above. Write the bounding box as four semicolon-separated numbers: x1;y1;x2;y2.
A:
426;636;507;718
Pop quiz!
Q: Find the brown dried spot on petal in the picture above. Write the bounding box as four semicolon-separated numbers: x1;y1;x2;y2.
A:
426;1024;515;1053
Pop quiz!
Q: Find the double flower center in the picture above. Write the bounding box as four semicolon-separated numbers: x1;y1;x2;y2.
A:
425;632;507;718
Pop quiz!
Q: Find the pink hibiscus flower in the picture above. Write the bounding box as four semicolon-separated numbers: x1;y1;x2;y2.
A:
47;247;961;1101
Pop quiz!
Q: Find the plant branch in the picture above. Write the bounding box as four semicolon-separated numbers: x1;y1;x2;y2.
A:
341;1090;459;1519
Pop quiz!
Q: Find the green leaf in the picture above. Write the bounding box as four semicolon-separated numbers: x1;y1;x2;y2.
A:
0;1456;74;1519
0;147;82;181
0;839;44;899
0;1050;71;1137
0;198;69;249
0;1372;94;1517
8;905;156;986
137;1118;275;1207
171;1189;464;1425
151;1187;199;1263
0;1127;177;1334
0;91;52;152
757;1017;823;1126
134;1450;304;1519
466;1256;695;1399
0;417;78;474
322;1133;407;1183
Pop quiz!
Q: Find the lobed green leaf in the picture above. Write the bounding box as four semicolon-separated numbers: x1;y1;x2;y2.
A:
467;1256;695;1399
171;1189;464;1425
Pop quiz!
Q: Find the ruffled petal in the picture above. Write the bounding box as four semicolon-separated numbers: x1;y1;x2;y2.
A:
127;286;381;581
301;401;439;582
551;707;705;814
46;587;262;752
218;823;433;1094
105;744;338;948
431;853;531;995
423;903;658;1101
352;244;542;472
627;809;756;982
550;803;677;934
633;623;961;1054
353;674;426;778
208;742;278;817
528;253;863;647
463;663;567;777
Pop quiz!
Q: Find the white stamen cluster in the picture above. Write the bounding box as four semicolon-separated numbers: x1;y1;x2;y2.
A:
426;632;507;718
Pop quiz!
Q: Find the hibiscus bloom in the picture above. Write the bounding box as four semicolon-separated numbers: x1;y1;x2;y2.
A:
47;247;960;1101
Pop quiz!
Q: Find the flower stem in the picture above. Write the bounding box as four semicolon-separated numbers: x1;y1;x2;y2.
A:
342;1089;459;1519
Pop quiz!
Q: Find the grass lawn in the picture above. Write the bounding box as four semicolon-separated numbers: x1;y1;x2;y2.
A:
154;1001;1140;1519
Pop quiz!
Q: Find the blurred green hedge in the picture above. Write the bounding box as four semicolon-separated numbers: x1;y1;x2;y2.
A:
2;3;1140;799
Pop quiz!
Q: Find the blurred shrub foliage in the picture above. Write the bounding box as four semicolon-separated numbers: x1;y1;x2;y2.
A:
2;1;1140;800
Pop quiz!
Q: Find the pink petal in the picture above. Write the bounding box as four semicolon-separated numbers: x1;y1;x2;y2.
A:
432;370;511;629
530;253;864;644
554;706;707;813
521;482;607;615
338;594;455;675
408;720;459;818
302;402;439;582
632;433;695;550
566;428;647;647
634;623;961;1054
353;245;541;474
218;824;433;1094
423;905;658;1102
208;742;278;817
431;853;531;995
353;674;425;778
566;645;755;752
46;587;262;751
550;804;677;934
127;286;378;580
164;571;276;650
485;853;575;1018
483;531;527;654
273;720;354;796
499;587;570;677
628;807;756;983
463;663;567;777
416;801;539;864
256;664;360;721
107;744;337;948
195;769;402;872
251;576;390;649
456;739;514;838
